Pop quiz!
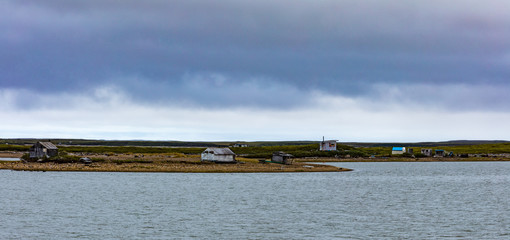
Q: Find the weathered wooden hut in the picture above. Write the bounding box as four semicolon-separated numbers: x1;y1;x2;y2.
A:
201;148;236;163
271;151;293;165
391;147;406;155
29;141;58;159
320;137;338;151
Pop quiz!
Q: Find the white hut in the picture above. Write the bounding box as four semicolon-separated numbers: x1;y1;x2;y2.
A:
201;148;236;163
320;137;338;151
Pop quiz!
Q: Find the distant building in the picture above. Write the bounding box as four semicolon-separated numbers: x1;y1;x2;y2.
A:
232;143;248;147
434;149;446;157
80;157;92;164
392;147;406;155
271;151;294;165
29;142;58;159
421;149;432;157
201;148;236;163
320;137;338;151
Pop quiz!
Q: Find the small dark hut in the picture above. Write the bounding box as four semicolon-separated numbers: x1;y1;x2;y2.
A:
272;151;294;165
29;142;58;159
80;157;92;164
434;149;445;157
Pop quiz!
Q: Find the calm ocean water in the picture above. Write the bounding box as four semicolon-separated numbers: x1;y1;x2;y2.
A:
1;162;509;239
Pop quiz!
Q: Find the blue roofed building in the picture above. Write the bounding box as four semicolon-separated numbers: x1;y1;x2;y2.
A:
435;149;446;157
392;147;406;155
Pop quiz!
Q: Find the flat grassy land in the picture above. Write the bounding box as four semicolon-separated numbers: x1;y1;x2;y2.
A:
4;141;510;158
0;152;23;158
359;143;510;156
0;153;350;173
2;141;510;173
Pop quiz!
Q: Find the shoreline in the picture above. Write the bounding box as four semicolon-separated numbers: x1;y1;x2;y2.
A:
2;151;509;173
0;151;352;173
0;161;351;173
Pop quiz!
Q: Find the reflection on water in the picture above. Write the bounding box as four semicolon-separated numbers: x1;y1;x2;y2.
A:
1;162;509;239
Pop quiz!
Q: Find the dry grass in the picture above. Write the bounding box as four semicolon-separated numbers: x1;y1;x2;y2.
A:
0;151;23;158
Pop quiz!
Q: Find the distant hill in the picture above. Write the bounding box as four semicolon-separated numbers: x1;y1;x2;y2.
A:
0;138;218;147
0;138;316;147
1;138;508;148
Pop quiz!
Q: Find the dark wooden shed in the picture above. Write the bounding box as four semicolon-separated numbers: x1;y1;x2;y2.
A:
272;151;294;165
29;142;58;159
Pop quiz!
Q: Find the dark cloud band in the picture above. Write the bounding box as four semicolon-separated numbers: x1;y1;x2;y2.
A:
2;0;510;110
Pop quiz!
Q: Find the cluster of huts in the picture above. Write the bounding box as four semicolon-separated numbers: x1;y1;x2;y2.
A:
231;143;248;148
201;137;338;164
26;138;465;163
200;148;296;164
28;138;341;165
391;147;453;157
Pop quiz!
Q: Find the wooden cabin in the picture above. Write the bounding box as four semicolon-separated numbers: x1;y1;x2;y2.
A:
201;148;236;163
271;151;294;165
29;142;58;159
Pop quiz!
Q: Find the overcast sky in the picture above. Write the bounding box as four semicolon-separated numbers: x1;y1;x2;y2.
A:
1;0;510;142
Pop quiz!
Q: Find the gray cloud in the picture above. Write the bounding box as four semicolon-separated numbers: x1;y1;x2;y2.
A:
2;0;510;110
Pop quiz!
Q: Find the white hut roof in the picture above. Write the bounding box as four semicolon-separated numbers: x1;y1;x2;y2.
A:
39;142;58;149
203;147;235;155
